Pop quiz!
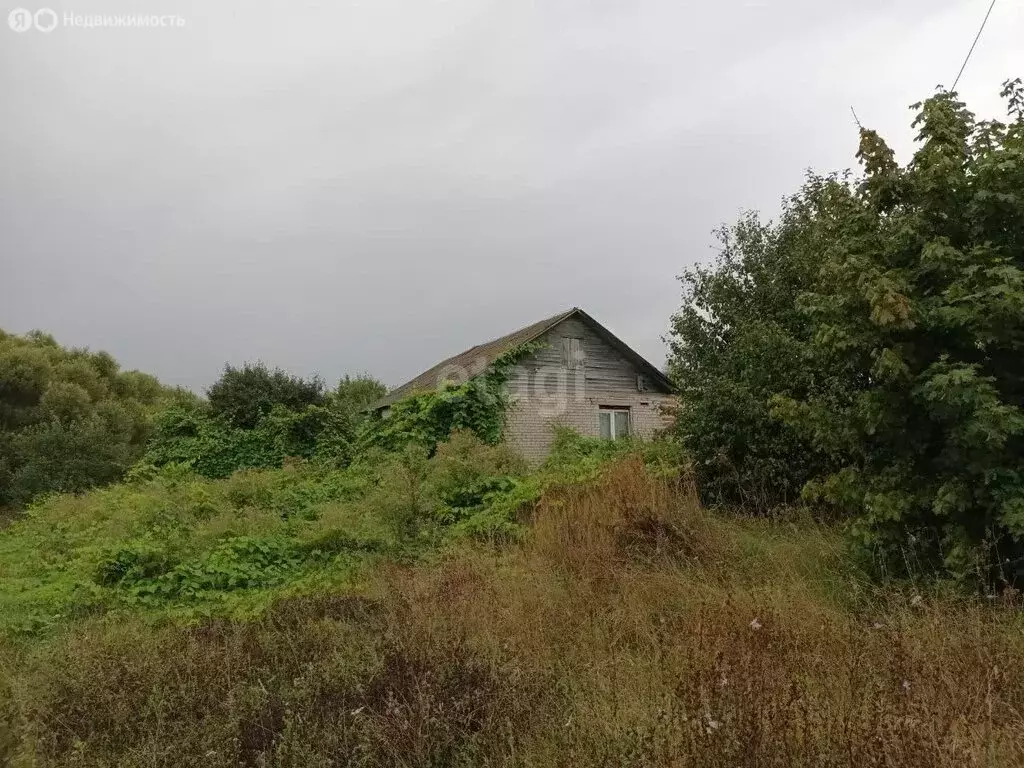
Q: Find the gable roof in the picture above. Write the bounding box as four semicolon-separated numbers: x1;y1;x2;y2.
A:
375;307;674;408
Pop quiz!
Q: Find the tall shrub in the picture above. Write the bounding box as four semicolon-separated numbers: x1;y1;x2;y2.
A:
0;330;175;506
140;400;340;478
667;186;844;511
207;363;324;430
772;82;1024;583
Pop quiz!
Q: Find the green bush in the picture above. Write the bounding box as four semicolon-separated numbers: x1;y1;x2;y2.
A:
433;428;677;542
140;400;346;479
667;198;838;512
123;536;305;599
428;430;526;507
95;540;177;586
0;330;178;507
207;362;324;430
769;83;1024;584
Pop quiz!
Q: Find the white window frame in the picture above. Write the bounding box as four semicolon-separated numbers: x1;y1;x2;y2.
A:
598;406;630;440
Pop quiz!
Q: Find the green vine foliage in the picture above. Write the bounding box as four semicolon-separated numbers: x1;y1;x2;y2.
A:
357;341;546;456
139;400;346;479
136;373;388;479
96;535;307;599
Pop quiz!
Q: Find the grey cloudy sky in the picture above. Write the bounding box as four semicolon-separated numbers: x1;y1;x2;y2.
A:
1;0;1021;391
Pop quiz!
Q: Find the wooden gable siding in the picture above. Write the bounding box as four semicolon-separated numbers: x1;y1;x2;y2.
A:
508;317;647;394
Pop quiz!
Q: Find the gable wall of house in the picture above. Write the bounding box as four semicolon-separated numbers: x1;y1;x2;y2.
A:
503;318;675;463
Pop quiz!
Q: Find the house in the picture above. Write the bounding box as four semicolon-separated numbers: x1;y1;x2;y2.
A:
375;307;677;463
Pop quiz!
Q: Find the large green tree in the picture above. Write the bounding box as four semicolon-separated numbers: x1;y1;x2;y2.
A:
774;81;1024;583
671;80;1024;584
333;374;387;417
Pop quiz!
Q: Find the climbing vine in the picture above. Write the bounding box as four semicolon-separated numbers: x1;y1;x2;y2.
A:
357;340;547;455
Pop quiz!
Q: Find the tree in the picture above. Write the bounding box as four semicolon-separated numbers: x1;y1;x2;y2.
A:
207;363;324;430
333;374;387;417
311;375;388;465
0;330;173;507
771;81;1024;584
667;184;846;511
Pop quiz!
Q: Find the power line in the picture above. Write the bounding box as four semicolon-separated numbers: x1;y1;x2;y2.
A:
951;0;997;91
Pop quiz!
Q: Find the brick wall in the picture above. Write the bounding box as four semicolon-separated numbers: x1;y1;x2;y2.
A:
504;388;676;464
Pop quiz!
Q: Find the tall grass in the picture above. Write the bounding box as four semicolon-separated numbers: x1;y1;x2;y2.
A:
1;457;1023;766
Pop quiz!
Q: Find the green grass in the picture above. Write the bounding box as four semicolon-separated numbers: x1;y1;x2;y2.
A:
1;453;1023;767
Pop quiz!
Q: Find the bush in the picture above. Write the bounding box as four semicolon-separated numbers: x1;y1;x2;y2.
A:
94;540;177;586
771;83;1024;584
140;400;344;479
667;198;838;512
207;362;324;430
428;430;526;509
0;330;177;507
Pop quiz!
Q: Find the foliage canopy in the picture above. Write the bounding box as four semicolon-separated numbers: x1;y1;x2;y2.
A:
0;330;177;507
671;80;1024;584
667;196;838;512
776;81;1024;583
142;369;390;478
207;362;325;430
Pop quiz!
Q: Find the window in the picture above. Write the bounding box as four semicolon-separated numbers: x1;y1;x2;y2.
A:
561;337;585;370
598;407;630;440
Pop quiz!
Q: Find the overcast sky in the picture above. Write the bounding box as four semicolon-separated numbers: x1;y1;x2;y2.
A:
1;1;1021;391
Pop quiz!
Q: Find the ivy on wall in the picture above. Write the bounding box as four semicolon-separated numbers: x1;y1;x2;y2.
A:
357;341;547;456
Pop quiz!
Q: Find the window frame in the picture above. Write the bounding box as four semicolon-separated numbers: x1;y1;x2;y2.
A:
598;406;630;440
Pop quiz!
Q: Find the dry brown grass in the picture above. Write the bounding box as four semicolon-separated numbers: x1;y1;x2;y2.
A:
2;457;1023;767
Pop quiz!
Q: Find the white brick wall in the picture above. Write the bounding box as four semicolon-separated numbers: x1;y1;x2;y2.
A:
504;389;676;464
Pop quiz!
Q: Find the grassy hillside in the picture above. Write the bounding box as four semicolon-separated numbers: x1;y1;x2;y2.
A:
0;431;614;633
1;444;1022;767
